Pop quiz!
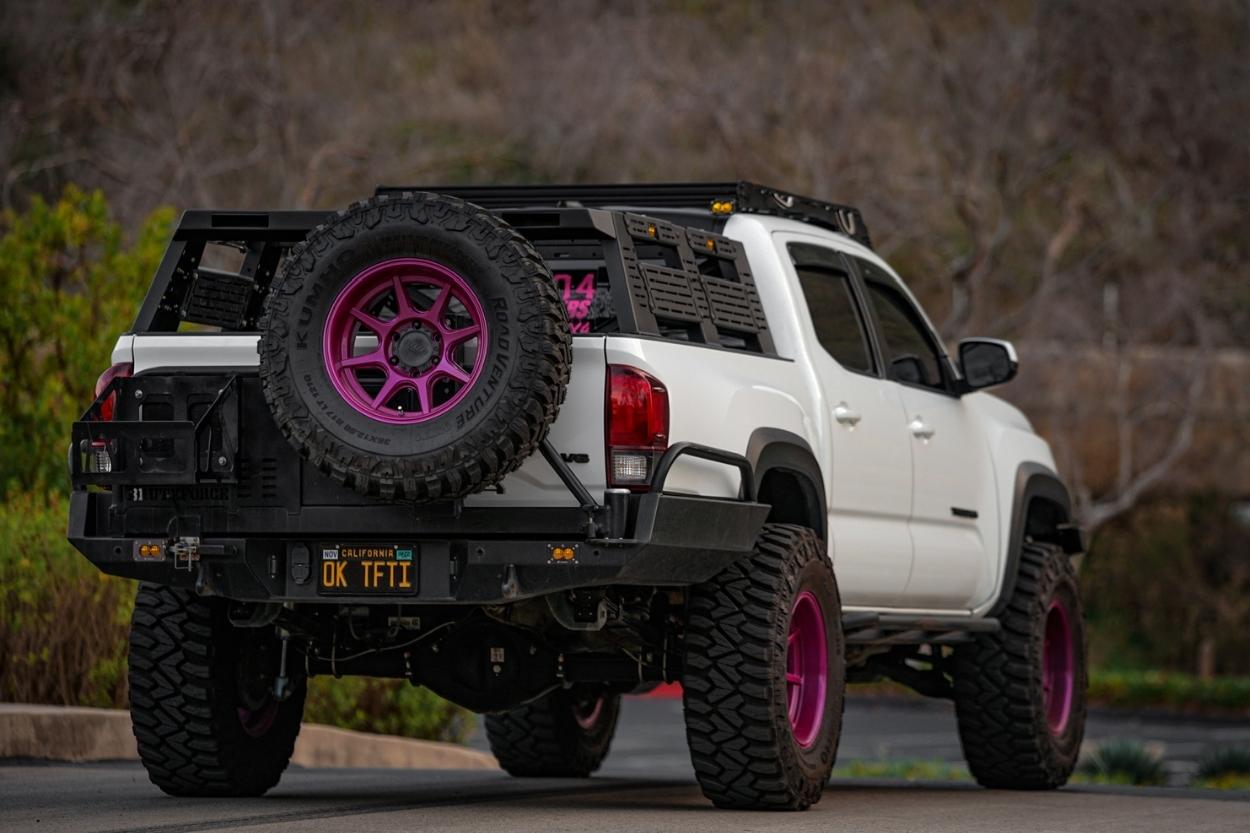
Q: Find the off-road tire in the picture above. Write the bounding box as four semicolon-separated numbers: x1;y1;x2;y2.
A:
682;524;845;811
951;542;1087;789
128;584;305;797
259;191;571;503
484;687;621;777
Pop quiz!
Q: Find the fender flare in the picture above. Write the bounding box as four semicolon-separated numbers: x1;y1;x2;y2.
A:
745;428;827;542
989;462;1084;616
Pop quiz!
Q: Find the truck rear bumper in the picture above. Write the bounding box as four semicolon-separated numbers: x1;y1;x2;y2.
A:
67;489;770;604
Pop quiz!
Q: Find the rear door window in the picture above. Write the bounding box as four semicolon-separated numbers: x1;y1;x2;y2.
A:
858;268;945;391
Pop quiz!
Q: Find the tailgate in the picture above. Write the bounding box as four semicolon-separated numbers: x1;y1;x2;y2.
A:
115;332;608;507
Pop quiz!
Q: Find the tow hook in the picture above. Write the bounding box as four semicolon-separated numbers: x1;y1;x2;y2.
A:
272;629;292;701
170;537;200;571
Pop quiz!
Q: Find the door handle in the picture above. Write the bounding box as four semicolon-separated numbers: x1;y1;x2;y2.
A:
834;403;862;428
909;417;935;440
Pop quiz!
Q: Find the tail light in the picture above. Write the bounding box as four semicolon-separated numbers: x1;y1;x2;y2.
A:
93;362;133;421
606;365;669;490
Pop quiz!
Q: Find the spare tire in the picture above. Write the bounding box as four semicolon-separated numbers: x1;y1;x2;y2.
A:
258;192;570;503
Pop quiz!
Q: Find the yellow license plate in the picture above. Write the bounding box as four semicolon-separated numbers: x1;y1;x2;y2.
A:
317;544;418;595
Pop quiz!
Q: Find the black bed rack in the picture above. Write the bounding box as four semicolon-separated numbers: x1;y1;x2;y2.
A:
374;181;872;249
132;202;778;356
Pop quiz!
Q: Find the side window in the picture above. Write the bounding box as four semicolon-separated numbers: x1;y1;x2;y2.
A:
861;274;945;391
790;253;875;375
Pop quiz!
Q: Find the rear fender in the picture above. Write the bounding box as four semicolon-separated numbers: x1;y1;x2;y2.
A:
746;428;827;543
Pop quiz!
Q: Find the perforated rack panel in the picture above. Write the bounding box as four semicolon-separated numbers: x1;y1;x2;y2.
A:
182;268;254;329
613;212;775;354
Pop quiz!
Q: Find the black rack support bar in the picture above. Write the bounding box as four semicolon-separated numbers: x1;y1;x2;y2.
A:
539;438;600;512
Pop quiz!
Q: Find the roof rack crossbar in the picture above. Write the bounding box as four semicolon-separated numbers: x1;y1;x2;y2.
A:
373;181;872;248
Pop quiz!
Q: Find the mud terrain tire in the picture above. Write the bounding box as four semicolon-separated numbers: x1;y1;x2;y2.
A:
952;542;1087;789
484;687;621;777
682;524;845;811
259;191;570;503
128;584;305;797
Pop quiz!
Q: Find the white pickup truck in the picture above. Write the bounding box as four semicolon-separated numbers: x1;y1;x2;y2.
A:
69;183;1086;810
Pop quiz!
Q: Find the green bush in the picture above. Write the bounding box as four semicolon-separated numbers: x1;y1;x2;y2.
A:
1076;740;1167;786
0;492;132;706
0;186;173;494
832;759;970;782
1088;669;1250;715
304;676;474;743
1083;495;1250;677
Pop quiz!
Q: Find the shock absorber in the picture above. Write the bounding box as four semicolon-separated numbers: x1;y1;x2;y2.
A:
272;628;292;700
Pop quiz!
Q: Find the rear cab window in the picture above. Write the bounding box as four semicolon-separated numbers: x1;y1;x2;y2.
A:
787;243;876;376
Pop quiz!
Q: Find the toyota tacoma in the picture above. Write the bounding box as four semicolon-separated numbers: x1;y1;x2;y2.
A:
68;182;1087;809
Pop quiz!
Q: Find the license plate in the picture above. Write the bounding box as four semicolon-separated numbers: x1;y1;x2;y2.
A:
317;544;418;595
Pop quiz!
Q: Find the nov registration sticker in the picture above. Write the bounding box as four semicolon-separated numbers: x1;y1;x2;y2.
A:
317;544;418;596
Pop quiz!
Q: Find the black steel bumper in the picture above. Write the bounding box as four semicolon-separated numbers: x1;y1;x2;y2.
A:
68;474;769;606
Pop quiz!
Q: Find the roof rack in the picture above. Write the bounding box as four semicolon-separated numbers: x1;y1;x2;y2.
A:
373;181;872;249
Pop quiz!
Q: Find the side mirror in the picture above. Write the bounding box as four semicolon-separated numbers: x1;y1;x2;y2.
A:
958;338;1018;392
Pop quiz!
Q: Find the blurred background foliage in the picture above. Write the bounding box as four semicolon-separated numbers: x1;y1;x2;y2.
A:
1;0;1248;728
0;188;172;493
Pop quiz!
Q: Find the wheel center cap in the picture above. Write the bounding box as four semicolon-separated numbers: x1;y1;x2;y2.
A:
393;328;436;369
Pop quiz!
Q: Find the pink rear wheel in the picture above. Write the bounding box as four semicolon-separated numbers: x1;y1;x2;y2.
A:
572;694;605;730
236;701;279;739
785;590;829;748
682;524;844;811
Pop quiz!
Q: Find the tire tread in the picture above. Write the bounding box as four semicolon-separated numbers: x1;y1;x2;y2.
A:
952;542;1087;789
128;584;304;797
682;524;844;810
484;690;620;777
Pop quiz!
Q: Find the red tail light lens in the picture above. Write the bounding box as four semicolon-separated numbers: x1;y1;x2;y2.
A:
94;362;133;421
606;365;669;490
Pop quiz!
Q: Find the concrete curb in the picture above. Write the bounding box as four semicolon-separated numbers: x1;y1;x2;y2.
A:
293;724;496;770
0;704;138;763
0;703;497;770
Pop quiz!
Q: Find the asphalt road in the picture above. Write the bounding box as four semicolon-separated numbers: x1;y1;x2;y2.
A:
4;697;1247;833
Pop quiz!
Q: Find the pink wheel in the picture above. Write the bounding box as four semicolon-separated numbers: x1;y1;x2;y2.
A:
786;590;829;748
236;701;279;739
1042;597;1075;735
682;525;844;810
322;258;488;424
951;543;1087;789
573;694;605;730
